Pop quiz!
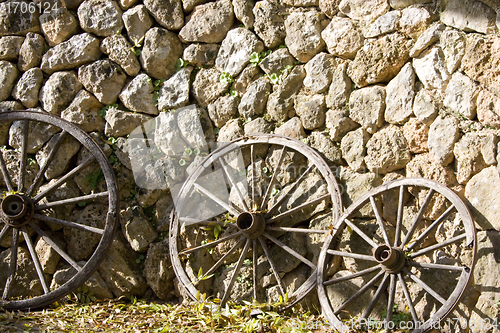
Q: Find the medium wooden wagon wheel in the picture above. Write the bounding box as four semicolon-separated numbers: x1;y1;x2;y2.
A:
317;178;476;332
0;110;119;310
169;134;342;307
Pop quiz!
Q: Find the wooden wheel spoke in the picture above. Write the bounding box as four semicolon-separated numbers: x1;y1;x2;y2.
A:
17;120;29;193
324;265;381;286
194;236;246;286
265;164;315;218
362;273;389;320
2;228;19;300
397;273;419;323
0;224;10;244
327;249;377;262
33;214;104;235
29;222;82;272
250;144;255;209
409;233;466;259
266;226;328;234
179;230;244;256
394;185;405;247
179;217;238;229
33;155;96;203
334;270;385;315
21;226;49;294
193;183;241;217
263;232;315;268
344;219;379;249
26;131;68;197
261;146;287;209
402;268;446;305
402;189;435;246
385;274;397;326
35;192;109;210
406;205;455;251
370;196;391;245
0;150;13;192
252;239;258;300
221;239;251;305
218;157;249;211
409;261;466;272
266;194;331;224
258;237;286;298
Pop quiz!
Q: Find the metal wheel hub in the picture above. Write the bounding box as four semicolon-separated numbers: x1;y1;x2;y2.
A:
373;244;406;274
237;211;266;239
1;193;34;227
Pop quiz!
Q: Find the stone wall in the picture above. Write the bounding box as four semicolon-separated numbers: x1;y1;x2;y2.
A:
1;0;500;327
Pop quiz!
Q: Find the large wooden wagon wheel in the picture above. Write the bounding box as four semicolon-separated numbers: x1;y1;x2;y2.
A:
170;134;342;307
317;178;476;332
0;110;119;310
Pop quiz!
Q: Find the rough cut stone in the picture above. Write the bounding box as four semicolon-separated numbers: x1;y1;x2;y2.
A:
428;115;459;166
322;17;363;59
144;0;184;30
253;0;286;49
0;36;24;61
119;74;158;115
303;53;335;94
365;125;410;174
339;166;382;217
217;118;244;142
365;10;400;38
40;71;82;116
176;105;214;152
120;205;158;252
439;28;466;74
78;0;124;37
443;72;478;120
216;28;264;77
8;121;58;155
140;27;183;80
35;237;61;275
40;6;79;46
326;62;351;108
285;11;325;63
406;152;457;186
413;88;437;125
347;32;412;88
0;149;39;190
402;117;429;153
409;22;445;57
78;60;127;105
192;68;230;107
454;131;498;185
259;48;295;77
441;0;498;35
154;111;186;157
0;247;42;299
233;0;255;28
244;117;273;134
208;95;239;128
118;0;139;10
179;0;234;43
0;61;18;102
61;90;105;133
183;43;219;67
18;33;47;71
100;35;141;76
12;68;43;108
339;0;390;22
319;0;340;17
122;4;153;45
158;67;193;111
144;240;175;300
105;108;152;137
274;117;306;140
51;264;113;300
477;88;500;129
294;94;326;130
40;33;102;74
349;85;386;134
325;109;359;141
266;66;306;122
36;133;81;180
389;0;432;8
465;167;500;230
238;77;272;119
232;64;263;96
385;62;415;124
307;131;342;165
341;128;370;171
398;5;435;40
412;46;450;91
0;0;41;37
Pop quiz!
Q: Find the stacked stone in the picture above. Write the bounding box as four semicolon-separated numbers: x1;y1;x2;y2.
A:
0;0;500;323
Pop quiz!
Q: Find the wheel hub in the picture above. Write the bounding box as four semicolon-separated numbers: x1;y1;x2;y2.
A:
1;193;35;227
237;211;266;239
373;244;406;274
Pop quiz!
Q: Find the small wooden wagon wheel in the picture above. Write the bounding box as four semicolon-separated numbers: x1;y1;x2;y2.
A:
170;134;342;307
0;110;119;310
317;178;476;332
